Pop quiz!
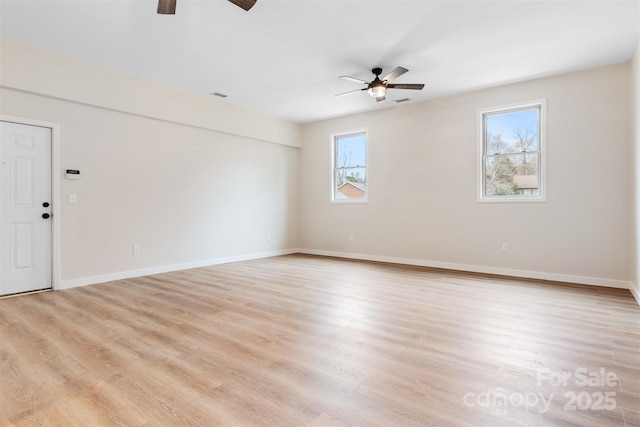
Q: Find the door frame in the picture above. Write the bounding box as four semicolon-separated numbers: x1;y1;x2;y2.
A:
1;114;61;291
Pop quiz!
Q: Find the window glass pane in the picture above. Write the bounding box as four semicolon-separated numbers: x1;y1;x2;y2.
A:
333;131;367;202
484;154;540;197
480;101;545;202
336;133;366;168
513;153;539;176
335;167;366;200
485;107;539;155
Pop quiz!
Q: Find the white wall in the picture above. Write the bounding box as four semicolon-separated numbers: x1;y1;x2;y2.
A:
632;42;640;303
300;64;632;288
1;38;301;288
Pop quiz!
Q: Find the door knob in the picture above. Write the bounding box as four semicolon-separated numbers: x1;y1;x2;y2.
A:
42;213;50;219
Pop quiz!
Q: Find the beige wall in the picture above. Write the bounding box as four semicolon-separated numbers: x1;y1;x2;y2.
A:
300;64;632;288
632;42;640;303
2;37;635;292
1;39;300;287
0;38;301;148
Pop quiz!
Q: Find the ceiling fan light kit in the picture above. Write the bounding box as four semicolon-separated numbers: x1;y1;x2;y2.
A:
157;0;256;15
367;67;386;98
337;66;425;102
368;85;386;98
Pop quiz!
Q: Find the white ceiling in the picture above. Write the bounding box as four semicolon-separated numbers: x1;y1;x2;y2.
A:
1;0;638;123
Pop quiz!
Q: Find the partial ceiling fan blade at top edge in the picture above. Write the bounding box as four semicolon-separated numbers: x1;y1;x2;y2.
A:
228;0;257;11
157;0;176;14
335;88;367;97
387;83;425;90
382;66;408;82
339;76;369;84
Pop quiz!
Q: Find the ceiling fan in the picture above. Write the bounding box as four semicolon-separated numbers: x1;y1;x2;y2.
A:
157;0;256;14
336;67;425;102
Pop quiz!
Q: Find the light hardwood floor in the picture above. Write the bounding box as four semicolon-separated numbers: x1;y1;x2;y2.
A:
1;254;638;426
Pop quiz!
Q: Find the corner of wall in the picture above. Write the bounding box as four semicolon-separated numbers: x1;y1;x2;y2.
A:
632;40;640;305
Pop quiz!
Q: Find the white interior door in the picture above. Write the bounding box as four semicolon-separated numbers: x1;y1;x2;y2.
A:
0;121;52;296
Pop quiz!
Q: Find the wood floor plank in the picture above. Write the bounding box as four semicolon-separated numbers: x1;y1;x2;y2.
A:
0;254;638;426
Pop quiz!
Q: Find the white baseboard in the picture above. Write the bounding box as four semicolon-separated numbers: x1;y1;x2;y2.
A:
299;249;632;290
57;247;636;299
57;248;299;290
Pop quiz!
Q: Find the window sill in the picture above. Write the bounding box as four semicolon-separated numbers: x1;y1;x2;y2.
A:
477;196;546;203
330;199;369;204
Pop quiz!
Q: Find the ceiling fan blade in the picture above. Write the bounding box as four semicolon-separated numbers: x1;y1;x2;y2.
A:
387;83;425;90
339;75;369;84
382;66;408;82
376;95;386;102
335;88;367;97
157;0;176;14
228;0;257;11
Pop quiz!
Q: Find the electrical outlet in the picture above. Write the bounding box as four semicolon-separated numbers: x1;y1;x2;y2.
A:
266;233;272;242
133;244;141;255
348;233;354;241
501;243;509;253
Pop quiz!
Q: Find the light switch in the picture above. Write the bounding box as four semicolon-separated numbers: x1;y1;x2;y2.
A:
69;193;78;204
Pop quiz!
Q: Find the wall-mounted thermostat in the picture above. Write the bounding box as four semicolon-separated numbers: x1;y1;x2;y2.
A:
66;169;80;180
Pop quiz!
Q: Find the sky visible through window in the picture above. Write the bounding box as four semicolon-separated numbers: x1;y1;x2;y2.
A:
337;133;366;167
486;108;538;147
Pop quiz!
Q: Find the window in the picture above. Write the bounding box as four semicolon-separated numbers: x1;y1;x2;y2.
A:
479;100;546;201
332;130;367;202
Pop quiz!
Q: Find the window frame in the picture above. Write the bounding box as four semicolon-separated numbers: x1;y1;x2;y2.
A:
477;99;547;203
331;129;368;203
